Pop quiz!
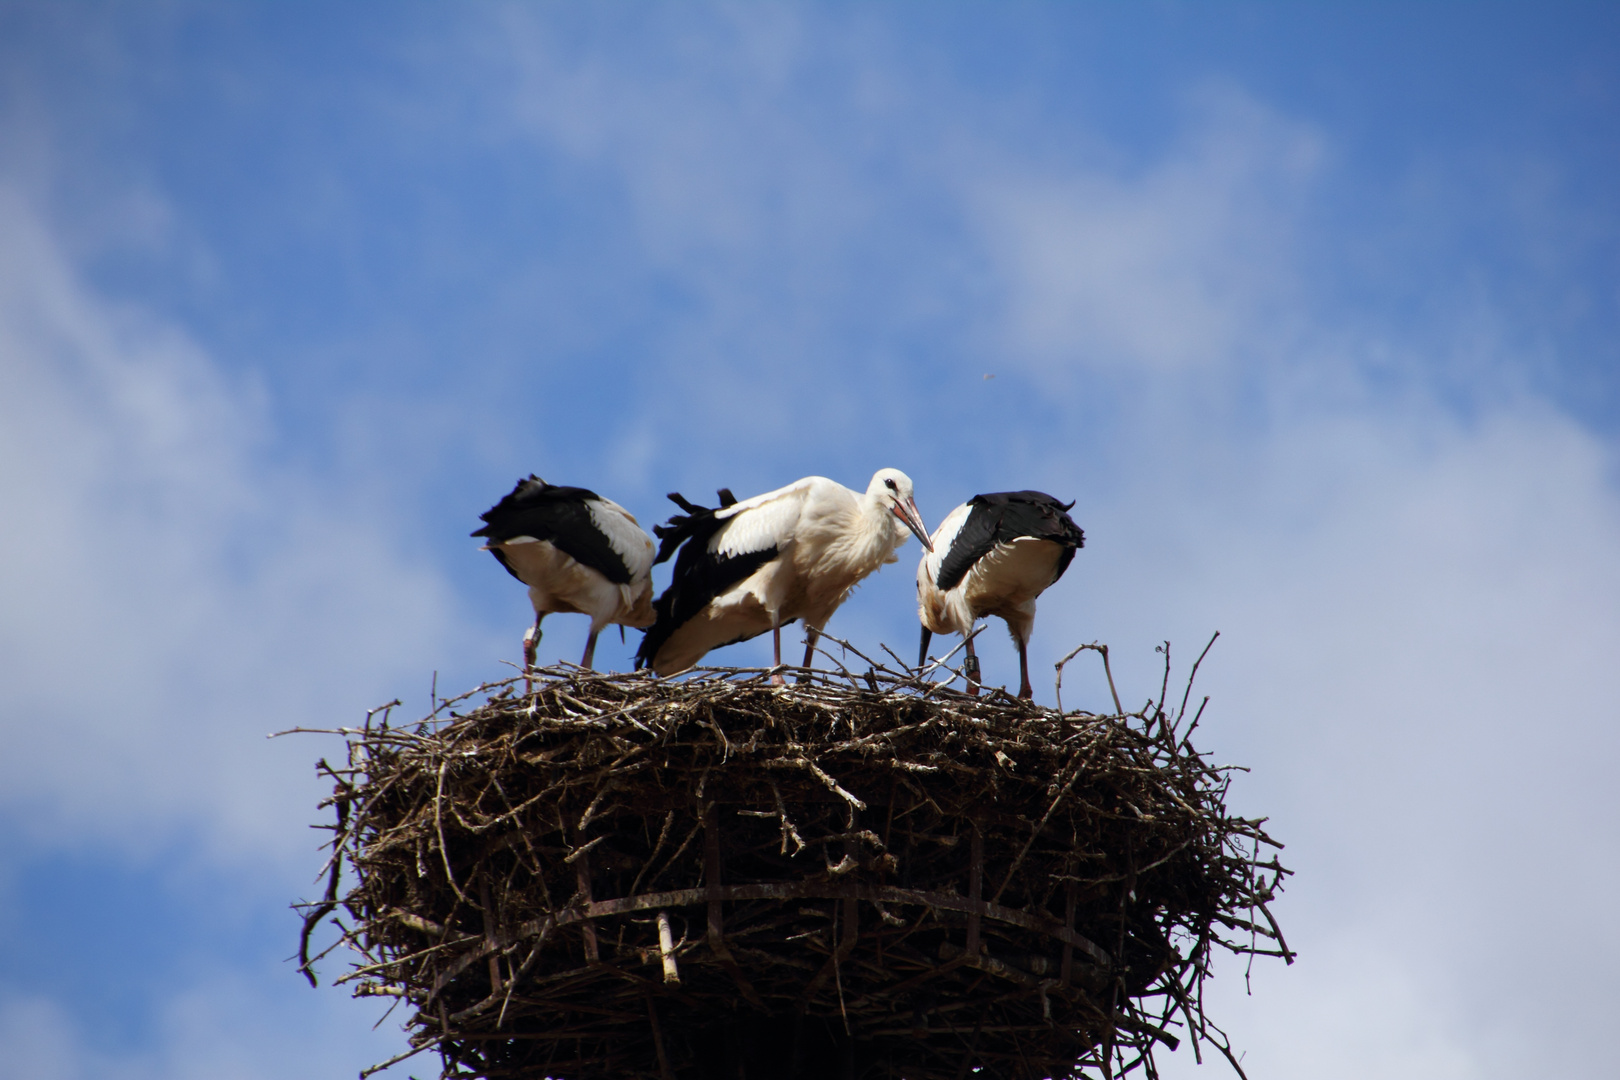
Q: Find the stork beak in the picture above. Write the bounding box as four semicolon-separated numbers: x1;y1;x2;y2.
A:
893;497;933;552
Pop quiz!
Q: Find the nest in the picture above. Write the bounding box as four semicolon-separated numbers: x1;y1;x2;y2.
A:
296;640;1290;1080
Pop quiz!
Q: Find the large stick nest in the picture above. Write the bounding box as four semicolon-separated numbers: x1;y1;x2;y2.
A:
297;643;1290;1080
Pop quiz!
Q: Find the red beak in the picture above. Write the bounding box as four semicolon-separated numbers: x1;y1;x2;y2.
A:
893;498;933;552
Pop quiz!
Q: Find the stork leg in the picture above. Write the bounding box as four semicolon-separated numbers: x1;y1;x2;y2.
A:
523;615;545;694
1017;639;1033;700
963;634;981;696
523;616;543;669
797;626;821;685
771;622;786;687
581;627;601;670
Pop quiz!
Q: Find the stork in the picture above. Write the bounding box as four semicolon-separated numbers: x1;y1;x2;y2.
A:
472;476;656;671
635;470;932;681
917;490;1085;699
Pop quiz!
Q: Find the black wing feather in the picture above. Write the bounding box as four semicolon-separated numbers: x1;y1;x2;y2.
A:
935;490;1085;591
636;490;778;669
471;475;634;585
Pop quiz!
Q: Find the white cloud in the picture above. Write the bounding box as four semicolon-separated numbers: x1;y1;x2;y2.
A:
462;5;981;490
975;85;1325;374
0;186;482;866
0;992;97;1080
1063;399;1620;1079
1158;928;1479;1080
935;75;1620;1075
974;136;1620;1070
0;976;417;1080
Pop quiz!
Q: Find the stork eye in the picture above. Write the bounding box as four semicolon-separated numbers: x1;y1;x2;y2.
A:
884;478;898;492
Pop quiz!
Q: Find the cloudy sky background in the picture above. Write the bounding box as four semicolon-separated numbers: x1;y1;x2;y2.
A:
2;3;1617;1077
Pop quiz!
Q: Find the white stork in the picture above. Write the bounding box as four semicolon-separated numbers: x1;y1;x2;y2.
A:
473;476;656;671
635;470;932;680
917;490;1085;699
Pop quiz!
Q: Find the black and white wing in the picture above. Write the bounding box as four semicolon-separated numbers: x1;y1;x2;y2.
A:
932;490;1085;591
706;476;821;559
472;475;643;586
636;487;785;667
919;500;973;596
583;495;656;586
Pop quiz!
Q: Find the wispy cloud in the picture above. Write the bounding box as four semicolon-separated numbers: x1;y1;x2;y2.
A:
975;84;1326;375
0;974;415;1080
0;186;484;864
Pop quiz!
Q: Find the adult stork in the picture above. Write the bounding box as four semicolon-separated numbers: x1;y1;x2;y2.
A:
635;470;932;680
916;490;1085;699
473;476;656;671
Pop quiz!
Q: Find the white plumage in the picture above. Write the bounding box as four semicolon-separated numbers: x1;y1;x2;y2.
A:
638;469;932;680
473;476;656;671
917;490;1085;699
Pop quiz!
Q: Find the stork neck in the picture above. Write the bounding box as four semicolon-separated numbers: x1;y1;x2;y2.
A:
858;492;904;556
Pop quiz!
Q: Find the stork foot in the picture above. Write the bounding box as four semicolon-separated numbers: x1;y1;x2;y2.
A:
963;653;981;696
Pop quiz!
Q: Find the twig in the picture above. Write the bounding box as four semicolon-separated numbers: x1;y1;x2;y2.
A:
1055;641;1124;716
296;792;349;987
358;1034;443;1079
1177;631;1220;722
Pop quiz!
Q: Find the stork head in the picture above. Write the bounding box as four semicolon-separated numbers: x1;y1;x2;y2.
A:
868;468;933;552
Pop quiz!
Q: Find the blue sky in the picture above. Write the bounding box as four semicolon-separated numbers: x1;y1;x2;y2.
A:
2;3;1618;1077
